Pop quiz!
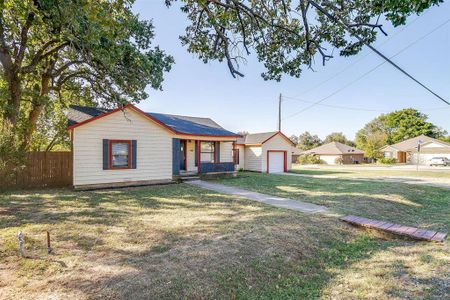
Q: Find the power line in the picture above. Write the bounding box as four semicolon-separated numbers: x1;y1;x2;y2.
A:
282;95;450;113
309;0;450;106
291;13;425;98
282;17;450;120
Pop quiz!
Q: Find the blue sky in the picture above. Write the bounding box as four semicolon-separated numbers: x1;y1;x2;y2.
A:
133;1;450;140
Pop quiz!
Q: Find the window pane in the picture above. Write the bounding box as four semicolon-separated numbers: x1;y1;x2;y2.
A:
112;142;129;167
200;142;214;151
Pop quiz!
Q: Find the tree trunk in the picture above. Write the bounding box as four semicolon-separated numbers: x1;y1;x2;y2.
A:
2;68;22;126
22;71;52;149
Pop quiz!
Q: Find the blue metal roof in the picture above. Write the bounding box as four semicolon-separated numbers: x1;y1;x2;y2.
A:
68;105;239;137
147;112;239;137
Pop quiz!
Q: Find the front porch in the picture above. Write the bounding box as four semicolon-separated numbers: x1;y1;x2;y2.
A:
172;138;237;178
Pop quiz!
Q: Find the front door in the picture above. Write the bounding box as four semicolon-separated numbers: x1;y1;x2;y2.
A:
180;140;187;171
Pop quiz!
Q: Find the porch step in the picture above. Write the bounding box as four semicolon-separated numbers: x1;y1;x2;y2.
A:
180;176;200;182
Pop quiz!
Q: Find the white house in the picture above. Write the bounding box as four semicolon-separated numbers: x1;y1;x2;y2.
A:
67;106;294;189
68;104;240;189
380;135;450;165
235;132;295;173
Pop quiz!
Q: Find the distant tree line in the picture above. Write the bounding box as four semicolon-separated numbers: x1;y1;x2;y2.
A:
290;108;449;160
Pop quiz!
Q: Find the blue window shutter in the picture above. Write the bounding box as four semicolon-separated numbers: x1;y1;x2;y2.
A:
131;140;137;169
172;138;180;175
215;141;220;163
195;141;198;166
102;139;109;170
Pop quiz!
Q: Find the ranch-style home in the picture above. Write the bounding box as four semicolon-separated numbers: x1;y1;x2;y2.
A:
301;141;365;165
381;135;450;165
67;105;294;189
235;132;295;173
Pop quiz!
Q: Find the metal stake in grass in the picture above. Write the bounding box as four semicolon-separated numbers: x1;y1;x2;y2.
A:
47;231;53;254
18;231;25;257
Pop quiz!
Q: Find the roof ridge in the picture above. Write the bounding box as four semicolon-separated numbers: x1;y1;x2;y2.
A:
147;111;214;120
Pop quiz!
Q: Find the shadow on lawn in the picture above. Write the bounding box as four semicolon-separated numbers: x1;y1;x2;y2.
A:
59;211;390;299
217;172;449;232
1;183;448;299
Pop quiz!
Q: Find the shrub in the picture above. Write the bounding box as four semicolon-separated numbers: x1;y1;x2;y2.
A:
297;154;321;164
0;121;26;178
334;156;344;165
378;157;397;164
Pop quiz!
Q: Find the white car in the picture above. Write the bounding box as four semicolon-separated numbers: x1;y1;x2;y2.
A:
429;157;450;166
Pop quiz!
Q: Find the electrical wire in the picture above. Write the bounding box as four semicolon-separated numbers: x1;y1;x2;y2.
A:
309;0;450;106
282;17;450;120
282;95;450;113
290;13;425;98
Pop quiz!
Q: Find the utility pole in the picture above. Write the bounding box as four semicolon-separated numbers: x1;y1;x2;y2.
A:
416;140;422;171
278;93;282;131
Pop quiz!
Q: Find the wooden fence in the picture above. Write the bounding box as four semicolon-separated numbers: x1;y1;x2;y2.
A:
1;152;72;190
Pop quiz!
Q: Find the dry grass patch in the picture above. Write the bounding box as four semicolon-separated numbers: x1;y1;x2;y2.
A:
1;179;448;299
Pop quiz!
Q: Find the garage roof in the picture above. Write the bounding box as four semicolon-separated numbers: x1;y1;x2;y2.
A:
237;131;295;146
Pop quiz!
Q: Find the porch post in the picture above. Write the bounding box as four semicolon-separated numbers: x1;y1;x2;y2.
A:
197;140;201;175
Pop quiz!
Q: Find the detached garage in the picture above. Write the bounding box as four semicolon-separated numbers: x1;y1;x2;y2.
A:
235;131;295;173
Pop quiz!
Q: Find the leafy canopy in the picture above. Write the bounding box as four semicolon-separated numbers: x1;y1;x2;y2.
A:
0;0;173;149
355;108;447;159
168;0;442;80
323;132;354;146
296;131;322;151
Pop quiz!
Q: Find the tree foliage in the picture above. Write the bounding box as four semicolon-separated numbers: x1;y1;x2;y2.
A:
296;131;322;151
0;0;173;149
383;108;446;144
169;0;442;79
323;132;354;146
355;108;447;159
289;134;298;145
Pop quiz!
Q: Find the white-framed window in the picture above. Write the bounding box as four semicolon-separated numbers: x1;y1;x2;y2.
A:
110;140;131;169
200;142;215;163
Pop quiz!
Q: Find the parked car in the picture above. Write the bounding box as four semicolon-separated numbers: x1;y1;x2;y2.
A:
429;157;450;166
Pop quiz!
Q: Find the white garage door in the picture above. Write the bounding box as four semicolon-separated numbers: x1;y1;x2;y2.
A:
268;152;285;173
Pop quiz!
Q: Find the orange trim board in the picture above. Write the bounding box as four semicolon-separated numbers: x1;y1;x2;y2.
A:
108;139;132;170
67;104;241;138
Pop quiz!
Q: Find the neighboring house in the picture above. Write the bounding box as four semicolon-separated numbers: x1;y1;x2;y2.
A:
291;147;302;163
380;135;450;165
301;142;365;165
67;104;240;189
235;131;295;173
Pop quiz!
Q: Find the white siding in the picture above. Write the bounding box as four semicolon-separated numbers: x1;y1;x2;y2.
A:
220;141;233;163
73;108;172;186
262;133;293;172
236;145;245;170
244;146;263;172
319;155;341;165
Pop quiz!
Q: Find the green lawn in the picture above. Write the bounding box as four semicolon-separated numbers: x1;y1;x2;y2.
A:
1;175;449;299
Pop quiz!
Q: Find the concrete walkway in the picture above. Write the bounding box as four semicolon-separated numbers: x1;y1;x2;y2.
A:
187;180;326;213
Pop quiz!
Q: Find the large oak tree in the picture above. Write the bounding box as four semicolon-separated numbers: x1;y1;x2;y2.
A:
0;0;173;148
